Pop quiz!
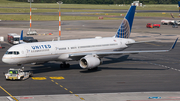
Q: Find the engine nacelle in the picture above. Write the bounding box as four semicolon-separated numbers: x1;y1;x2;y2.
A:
79;55;101;69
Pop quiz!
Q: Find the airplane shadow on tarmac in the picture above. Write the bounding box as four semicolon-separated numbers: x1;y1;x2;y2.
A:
29;55;168;74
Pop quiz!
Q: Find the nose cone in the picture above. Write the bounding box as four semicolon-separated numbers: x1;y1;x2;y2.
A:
2;55;11;64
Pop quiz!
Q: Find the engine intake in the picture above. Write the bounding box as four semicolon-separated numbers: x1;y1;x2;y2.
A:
80;56;101;69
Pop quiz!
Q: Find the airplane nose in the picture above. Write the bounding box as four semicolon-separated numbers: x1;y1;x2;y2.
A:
2;56;6;63
2;56;10;64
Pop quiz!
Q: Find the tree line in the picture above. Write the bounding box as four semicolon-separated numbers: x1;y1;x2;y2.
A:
8;0;180;4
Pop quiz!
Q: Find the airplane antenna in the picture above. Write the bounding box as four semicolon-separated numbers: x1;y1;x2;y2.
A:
57;1;63;41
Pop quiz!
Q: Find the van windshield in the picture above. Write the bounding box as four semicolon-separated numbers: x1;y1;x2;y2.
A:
14;38;19;41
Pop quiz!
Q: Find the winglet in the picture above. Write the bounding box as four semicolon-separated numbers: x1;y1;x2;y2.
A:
169;37;178;50
170;13;174;19
19;30;24;44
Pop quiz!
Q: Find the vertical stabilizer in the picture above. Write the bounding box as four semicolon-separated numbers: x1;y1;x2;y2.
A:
115;5;136;38
178;1;180;14
19;30;24;44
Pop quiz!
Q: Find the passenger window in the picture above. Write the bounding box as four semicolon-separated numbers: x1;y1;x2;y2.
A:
14;51;17;55
17;51;19;55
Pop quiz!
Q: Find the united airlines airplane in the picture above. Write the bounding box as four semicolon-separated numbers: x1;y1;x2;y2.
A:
2;5;178;70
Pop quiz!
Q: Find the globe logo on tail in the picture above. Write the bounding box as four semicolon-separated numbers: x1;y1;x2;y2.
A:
115;19;130;38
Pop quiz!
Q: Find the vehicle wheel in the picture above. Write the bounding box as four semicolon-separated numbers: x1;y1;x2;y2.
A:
20;77;24;81
5;78;9;81
30;71;33;77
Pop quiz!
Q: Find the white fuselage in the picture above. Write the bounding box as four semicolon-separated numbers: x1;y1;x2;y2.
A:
2;37;135;65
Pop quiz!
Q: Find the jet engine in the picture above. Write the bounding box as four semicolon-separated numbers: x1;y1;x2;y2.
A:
79;55;101;69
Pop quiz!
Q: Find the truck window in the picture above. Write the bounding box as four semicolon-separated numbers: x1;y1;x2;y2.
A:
14;38;19;41
9;70;18;74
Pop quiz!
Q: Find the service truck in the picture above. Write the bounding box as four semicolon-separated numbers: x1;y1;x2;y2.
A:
4;68;33;80
7;33;20;44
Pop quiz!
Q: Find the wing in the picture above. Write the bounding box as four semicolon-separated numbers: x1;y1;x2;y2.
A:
69;38;178;59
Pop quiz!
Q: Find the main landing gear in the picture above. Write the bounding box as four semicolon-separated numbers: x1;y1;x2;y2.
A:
60;62;70;69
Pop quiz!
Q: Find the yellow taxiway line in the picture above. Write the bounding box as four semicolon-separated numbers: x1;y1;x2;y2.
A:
0;86;18;101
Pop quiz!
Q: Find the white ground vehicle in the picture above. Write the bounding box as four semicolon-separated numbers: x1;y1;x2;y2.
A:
161;20;174;25
4;68;33;80
7;33;20;44
27;30;37;35
174;20;180;25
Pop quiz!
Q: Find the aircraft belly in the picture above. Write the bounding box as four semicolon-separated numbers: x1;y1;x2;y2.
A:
25;54;57;63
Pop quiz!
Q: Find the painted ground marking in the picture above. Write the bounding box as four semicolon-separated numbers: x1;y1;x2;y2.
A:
31;77;46;80
0;86;18;101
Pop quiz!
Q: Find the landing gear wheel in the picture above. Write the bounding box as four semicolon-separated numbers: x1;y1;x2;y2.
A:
60;62;70;69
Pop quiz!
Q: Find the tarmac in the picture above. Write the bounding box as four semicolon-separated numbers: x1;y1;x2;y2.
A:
0;17;180;101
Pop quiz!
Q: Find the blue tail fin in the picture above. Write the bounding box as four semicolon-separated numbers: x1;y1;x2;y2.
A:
178;1;180;13
115;5;136;38
19;30;24;44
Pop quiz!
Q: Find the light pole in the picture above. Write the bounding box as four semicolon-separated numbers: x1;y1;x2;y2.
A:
57;1;63;41
28;0;34;32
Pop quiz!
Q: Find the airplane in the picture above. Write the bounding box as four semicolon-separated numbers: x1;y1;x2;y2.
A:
2;5;178;70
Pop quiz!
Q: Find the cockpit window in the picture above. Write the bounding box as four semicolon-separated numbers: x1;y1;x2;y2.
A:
5;51;8;54
5;51;20;55
8;52;13;54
